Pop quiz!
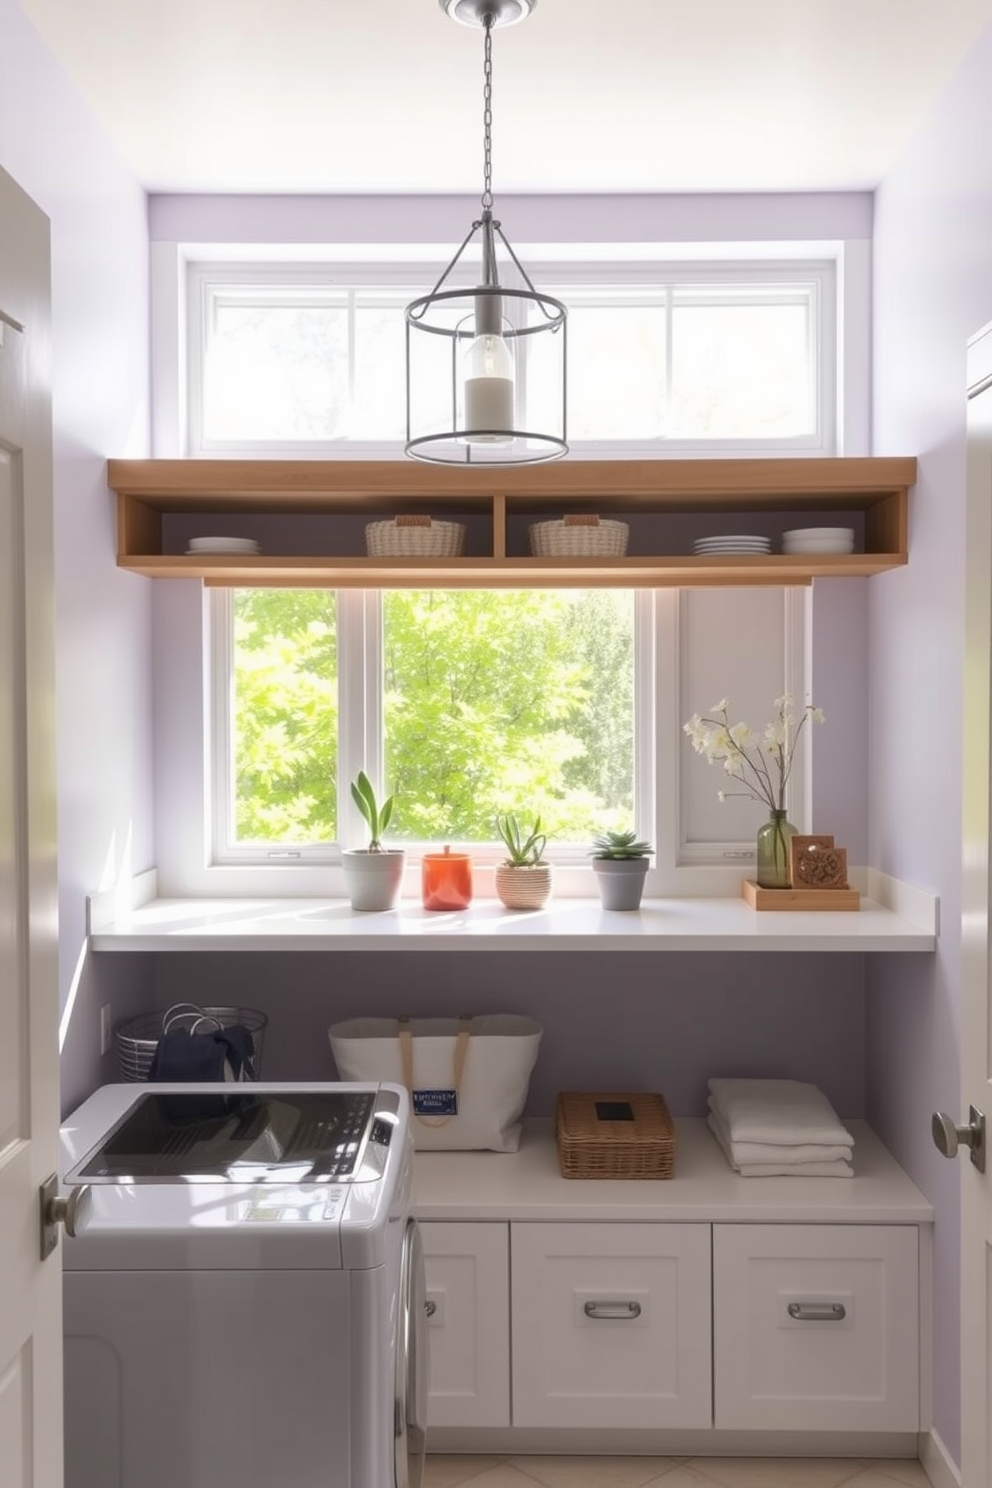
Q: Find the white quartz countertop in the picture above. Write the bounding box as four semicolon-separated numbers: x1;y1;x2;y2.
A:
412;1118;933;1225
88;894;936;952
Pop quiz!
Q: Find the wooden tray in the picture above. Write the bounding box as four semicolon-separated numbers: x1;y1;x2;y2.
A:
742;879;860;912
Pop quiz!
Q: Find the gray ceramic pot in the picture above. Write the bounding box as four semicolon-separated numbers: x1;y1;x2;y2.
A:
592;857;649;911
341;849;406;911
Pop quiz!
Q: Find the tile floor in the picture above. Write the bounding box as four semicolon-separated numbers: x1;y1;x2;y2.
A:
424;1454;934;1488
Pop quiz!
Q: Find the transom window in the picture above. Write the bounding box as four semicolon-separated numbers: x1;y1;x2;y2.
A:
186;261;833;455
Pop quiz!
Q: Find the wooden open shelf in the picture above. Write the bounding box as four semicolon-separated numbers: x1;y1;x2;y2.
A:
107;456;916;589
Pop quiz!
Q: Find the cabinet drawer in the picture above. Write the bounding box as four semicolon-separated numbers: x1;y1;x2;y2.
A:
511;1222;712;1429
713;1224;919;1432
420;1222;510;1428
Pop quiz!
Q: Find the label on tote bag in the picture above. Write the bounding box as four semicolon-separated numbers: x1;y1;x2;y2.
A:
413;1089;458;1117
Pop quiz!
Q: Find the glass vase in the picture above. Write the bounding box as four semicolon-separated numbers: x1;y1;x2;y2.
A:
755;809;797;889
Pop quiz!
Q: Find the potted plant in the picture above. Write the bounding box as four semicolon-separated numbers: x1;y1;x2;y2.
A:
590;829;653;911
495;813;552;910
341;771;406;911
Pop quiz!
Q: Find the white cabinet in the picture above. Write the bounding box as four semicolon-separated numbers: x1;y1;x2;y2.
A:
413;1121;932;1447
713;1223;920;1432
420;1221;510;1428
510;1222;712;1428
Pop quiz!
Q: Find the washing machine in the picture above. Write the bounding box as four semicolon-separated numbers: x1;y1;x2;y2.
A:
59;1081;427;1488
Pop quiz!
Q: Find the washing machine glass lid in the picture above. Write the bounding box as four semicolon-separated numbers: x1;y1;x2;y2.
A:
65;1089;393;1185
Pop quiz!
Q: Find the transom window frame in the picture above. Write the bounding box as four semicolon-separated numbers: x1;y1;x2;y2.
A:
183;257;837;458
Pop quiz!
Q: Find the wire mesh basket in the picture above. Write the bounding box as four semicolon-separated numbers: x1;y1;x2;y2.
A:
366;515;466;557
114;1004;268;1083
529;514;629;557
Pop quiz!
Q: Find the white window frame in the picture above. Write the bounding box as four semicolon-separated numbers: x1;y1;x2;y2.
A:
153;580;807;901
182;258;837;459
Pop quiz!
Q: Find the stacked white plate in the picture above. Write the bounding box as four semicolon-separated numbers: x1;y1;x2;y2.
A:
185;536;261;555
782;527;855;555
693;534;772;556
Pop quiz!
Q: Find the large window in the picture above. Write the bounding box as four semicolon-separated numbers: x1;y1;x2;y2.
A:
215;588;637;861
186;262;833;455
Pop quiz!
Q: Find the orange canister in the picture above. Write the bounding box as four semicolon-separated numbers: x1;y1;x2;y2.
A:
421;846;473;910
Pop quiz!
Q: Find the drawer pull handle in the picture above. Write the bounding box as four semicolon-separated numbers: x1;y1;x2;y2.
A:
424;1300;437;1318
787;1302;846;1322
583;1300;642;1321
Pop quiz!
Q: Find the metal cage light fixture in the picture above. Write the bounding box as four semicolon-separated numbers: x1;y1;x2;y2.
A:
405;0;567;465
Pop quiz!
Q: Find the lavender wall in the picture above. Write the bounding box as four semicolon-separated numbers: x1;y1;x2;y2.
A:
0;0;156;1111
148;190;873;248
870;17;992;1466
151;951;867;1119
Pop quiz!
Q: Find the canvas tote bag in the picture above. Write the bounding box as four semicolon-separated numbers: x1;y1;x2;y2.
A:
328;1014;543;1151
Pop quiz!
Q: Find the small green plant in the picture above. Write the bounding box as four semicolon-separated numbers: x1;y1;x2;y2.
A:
591;829;653;860
350;770;395;852
496;812;547;867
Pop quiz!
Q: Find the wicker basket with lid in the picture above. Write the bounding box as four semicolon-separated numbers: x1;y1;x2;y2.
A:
530;514;629;558
555;1090;676;1179
366;514;466;557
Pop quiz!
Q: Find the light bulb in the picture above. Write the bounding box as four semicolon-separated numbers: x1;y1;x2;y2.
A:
463;331;514;443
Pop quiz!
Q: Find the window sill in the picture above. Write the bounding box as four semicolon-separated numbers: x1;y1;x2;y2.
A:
86;885;937;953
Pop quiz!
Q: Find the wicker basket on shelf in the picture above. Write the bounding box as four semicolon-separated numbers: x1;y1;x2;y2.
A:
366;514;466;557
529;514;629;558
114;1004;268;1082
555;1090;676;1179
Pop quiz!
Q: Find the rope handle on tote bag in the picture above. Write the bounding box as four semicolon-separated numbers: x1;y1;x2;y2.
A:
398;1014;472;1127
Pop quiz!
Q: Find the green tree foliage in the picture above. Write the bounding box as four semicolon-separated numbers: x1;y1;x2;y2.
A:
383;590;634;841
233;590;338;840
231;588;635;845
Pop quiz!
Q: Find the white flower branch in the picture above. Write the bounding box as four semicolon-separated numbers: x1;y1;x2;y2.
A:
683;694;825;815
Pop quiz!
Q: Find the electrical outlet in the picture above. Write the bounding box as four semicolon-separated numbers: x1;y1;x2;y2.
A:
100;1003;113;1057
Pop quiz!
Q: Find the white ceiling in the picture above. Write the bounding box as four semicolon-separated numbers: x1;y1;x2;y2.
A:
17;0;992;195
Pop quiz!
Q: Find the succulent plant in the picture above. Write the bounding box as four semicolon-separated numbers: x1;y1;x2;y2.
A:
496;812;547;867
350;770;395;852
590;829;653;860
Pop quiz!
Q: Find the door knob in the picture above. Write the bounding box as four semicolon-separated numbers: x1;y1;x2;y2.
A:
39;1174;92;1260
932;1106;986;1173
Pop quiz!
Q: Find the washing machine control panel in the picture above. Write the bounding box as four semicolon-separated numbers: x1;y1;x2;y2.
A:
66;1089;393;1185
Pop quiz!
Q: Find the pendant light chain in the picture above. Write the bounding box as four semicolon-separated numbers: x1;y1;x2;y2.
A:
404;0;567;464
481;15;494;212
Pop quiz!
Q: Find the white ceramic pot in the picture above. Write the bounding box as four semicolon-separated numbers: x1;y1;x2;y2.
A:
495;862;553;911
592;857;649;911
341;849;406;911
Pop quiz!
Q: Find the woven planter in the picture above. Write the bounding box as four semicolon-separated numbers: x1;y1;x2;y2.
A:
495;862;553;911
366;515;466;557
530;514;629;558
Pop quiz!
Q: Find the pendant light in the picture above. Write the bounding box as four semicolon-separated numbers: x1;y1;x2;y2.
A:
405;0;568;465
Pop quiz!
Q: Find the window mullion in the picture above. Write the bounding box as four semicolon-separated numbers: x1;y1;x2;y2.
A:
209;588;236;858
336;588;382;850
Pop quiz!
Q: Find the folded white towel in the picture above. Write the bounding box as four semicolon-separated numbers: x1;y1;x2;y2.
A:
708;1078;854;1149
707;1114;853;1177
707;1102;854;1166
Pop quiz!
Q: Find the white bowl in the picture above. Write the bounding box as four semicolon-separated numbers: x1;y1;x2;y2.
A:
187;536;261;554
783;539;855;554
782;527;855;542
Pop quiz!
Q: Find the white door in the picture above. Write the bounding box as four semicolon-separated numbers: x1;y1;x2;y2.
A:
958;320;992;1486
0;165;62;1488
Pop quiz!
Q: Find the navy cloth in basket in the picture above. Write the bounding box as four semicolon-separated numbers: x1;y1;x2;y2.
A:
148;1023;256;1083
